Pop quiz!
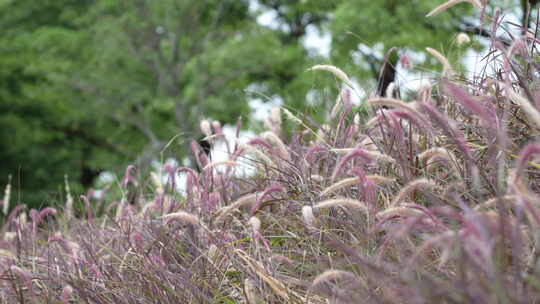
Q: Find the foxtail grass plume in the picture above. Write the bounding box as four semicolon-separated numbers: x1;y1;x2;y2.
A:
249;216;261;232
456;32;471;45
200;119;212;137
61;285;74;304
365;110;388;129
271;107;281;126
281;107;303;126
314;198;368;213
239;143;276;168
37;207;57;224
160;211;201;226
330;88;352;119
79;195;94;225
305;145;327;164
310;174;324;183
2;174;11;215
332;148;396;164
302;205;315;226
321;175;395;197
353;113;361;126
330;93;343;120
282;107;328;146
3;232;16;242
311;269;363;293
64;175;73;221
307;64;355;91
406;230;457;270
418;147;459;172
244;278;258;304
367;97;429;128
400;54;412;69
474;195;517;211
282;107;329;145
506;83;540;130
321;177;362;197
418;84;433;102
514;143;540;180
115;201;126;220
315;124;331;145
426;47;455;77
418;147;454;163
211;120;223;138
202;160;239;172
391;178;437;207
251;184;285;213
331;147;373;181
207;244;219;263
48;232;81;261
18;212;27;227
367;175;397;185
426;0;482;17
359;137;377;151
376;206;424;219
444;81;494;125
262;131;290;160
150;172;164;195
215;193;258;224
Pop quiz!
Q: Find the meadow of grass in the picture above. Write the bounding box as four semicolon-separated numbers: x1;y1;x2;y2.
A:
3;2;540;303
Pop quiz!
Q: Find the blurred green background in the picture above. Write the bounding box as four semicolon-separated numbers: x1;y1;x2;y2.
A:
0;0;531;207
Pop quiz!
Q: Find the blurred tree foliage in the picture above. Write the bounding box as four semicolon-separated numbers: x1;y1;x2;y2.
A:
0;0;96;206
0;0;526;207
330;0;478;97
0;0;335;207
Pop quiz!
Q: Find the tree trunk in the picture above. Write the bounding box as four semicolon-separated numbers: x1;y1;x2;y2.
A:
522;0;540;31
80;166;101;189
376;48;399;98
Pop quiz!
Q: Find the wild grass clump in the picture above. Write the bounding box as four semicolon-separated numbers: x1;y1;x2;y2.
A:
3;2;540;303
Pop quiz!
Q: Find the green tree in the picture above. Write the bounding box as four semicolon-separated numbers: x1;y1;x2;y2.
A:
329;0;540;97
3;0;528;208
329;0;479;97
69;0;333;165
0;0;96;206
249;0;347;125
0;0;331;207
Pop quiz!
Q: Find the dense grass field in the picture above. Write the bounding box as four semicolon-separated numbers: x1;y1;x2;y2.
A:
3;2;540;303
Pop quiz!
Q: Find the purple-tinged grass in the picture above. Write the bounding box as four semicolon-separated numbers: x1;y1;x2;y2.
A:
3;2;540;303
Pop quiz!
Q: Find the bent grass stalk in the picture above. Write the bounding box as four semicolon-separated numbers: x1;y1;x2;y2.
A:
426;0;482;18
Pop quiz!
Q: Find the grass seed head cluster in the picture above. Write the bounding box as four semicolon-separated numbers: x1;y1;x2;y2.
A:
3;1;540;303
